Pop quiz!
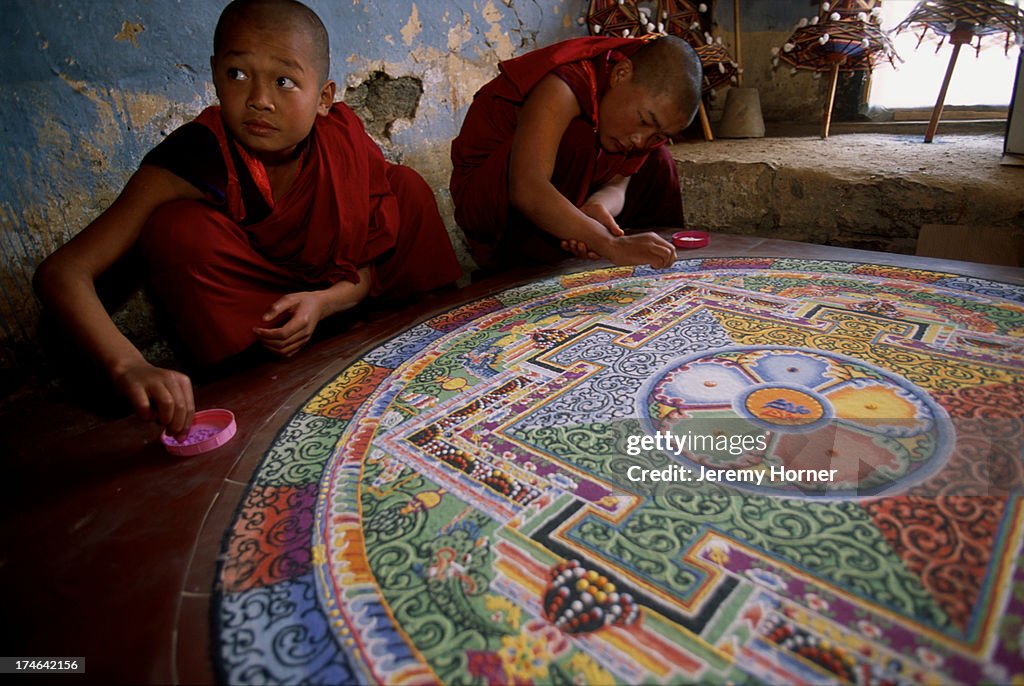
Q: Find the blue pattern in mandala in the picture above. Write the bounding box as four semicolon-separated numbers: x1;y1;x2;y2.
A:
217;573;357;685
748;352;833;388
770;258;856;274
361;322;446;368
934;276;1024;304
633;259;701;277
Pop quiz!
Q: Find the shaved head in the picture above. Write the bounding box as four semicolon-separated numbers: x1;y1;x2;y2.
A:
214;0;330;83
629;35;703;128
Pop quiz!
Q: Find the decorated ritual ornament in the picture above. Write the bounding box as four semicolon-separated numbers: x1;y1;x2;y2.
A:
893;0;1024;142
774;0;899;138
585;0;660;38
658;0;740;140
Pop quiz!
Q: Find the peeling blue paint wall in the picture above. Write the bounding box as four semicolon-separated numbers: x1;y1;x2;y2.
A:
0;0;583;388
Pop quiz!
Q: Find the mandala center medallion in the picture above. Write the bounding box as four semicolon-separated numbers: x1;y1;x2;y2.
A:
740;385;831;430
638;346;954;498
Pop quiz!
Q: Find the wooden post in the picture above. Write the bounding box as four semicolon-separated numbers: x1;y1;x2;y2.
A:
698;101;714;141
822;60;841;139
733;0;742;87
925;26;972;143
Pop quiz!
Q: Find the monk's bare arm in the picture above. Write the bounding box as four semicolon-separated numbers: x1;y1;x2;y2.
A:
585;174;629;220
564;175;630;258
509;75;674;268
508;75;618;253
33;165;203;435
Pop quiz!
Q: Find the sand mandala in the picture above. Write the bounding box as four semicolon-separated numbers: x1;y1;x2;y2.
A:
213;257;1024;684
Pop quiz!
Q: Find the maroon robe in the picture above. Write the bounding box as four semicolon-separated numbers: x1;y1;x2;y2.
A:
450;37;686;270
140;103;461;364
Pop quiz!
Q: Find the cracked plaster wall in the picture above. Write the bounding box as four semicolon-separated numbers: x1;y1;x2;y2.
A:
0;0;583;390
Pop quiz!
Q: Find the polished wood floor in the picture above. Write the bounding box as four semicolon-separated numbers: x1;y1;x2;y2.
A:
2;234;1022;684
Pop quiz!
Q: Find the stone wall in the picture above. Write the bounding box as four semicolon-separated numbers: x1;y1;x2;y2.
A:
674;131;1024;255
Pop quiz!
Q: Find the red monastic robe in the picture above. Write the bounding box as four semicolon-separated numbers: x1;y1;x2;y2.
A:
140;103;461;364
450;37;686;269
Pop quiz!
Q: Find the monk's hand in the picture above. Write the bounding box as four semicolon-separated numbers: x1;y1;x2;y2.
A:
112;360;195;439
255;276;369;358
254;291;326;358
560;238;600;260
562;201;626;259
580;201;624;239
608;232;677;270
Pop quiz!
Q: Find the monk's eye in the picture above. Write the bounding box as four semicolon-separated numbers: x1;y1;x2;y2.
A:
277;76;297;89
227;67;247;81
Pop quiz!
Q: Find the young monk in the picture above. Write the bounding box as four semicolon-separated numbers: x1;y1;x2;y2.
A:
33;0;461;436
450;34;702;272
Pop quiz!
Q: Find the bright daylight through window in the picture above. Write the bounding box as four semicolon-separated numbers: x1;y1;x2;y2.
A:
869;0;1020;109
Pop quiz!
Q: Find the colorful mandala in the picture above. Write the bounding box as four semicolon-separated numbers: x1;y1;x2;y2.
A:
214;258;1024;685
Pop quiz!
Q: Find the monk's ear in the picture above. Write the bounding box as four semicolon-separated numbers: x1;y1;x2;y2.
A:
318;80;337;116
611;59;634;86
209;55;224;98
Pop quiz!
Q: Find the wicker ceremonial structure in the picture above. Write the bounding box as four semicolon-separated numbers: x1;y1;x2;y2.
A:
586;0;658;38
777;0;898;73
773;1;899;138
586;0;738;94
893;0;1024;142
694;41;740;92
659;0;705;37
894;0;1024;57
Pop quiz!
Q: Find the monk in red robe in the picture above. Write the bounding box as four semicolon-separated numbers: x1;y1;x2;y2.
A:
33;0;461;437
450;35;703;272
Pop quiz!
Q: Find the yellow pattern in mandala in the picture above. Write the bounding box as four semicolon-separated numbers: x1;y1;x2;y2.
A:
828;384;920;420
715;311;1023;393
302;360;382;416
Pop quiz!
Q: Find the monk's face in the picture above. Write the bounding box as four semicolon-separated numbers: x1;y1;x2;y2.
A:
211;18;334;165
598;61;688;154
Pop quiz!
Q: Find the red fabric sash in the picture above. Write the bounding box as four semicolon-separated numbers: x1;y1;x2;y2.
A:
193;103;398;286
493;36;645;102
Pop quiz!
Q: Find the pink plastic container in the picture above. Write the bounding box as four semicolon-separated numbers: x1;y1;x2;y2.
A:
161;408;237;457
672;230;710;250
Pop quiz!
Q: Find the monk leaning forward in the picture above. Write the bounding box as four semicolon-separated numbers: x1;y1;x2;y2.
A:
450;35;703;272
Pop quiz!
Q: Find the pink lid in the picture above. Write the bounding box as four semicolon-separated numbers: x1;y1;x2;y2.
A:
161;408;237;457
672;230;710;250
